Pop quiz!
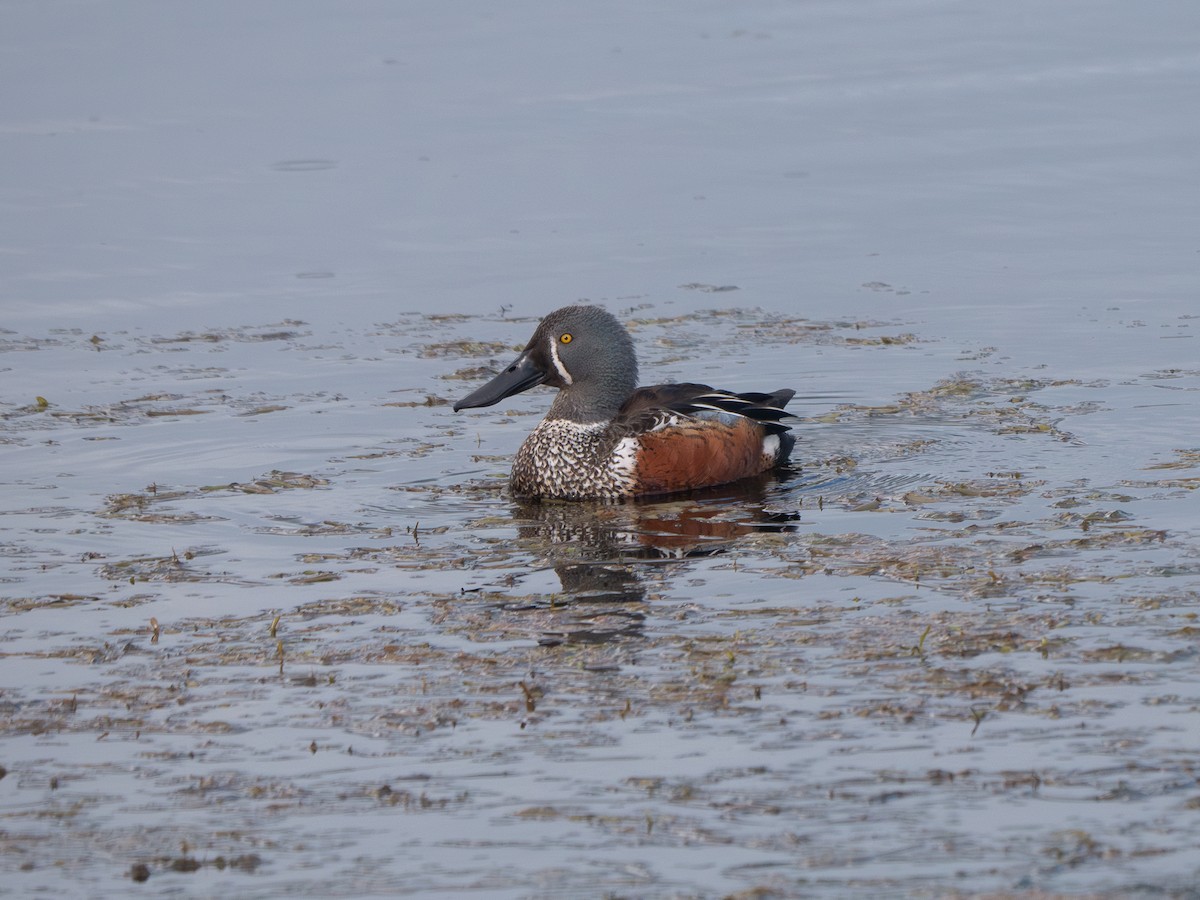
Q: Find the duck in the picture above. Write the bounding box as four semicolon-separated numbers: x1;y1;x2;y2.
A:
454;305;795;500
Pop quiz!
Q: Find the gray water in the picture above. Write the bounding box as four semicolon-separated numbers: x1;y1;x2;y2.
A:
2;1;1199;896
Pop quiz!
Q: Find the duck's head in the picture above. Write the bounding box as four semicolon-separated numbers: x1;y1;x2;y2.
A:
453;305;638;423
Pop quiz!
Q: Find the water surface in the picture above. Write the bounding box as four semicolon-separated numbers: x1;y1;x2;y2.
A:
2;1;1198;897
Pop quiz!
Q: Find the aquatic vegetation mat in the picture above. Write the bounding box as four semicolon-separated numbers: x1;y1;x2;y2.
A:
1;311;1198;897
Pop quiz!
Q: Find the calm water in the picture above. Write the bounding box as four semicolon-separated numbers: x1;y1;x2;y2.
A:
2;1;1199;896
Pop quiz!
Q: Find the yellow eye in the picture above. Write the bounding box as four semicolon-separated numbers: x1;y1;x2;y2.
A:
559;333;573;344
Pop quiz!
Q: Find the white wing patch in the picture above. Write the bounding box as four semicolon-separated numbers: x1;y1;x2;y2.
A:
647;413;684;432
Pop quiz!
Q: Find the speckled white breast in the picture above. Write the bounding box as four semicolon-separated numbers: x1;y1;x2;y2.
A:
510;419;637;500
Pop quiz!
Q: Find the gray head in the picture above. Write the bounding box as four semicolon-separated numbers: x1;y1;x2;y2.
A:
453;305;639;423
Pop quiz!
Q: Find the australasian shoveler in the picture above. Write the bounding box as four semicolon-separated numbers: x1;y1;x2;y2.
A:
453;305;795;500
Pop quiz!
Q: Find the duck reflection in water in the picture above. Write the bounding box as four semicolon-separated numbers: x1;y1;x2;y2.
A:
511;473;801;647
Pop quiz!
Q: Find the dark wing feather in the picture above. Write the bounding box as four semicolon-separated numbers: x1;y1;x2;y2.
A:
617;384;796;437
